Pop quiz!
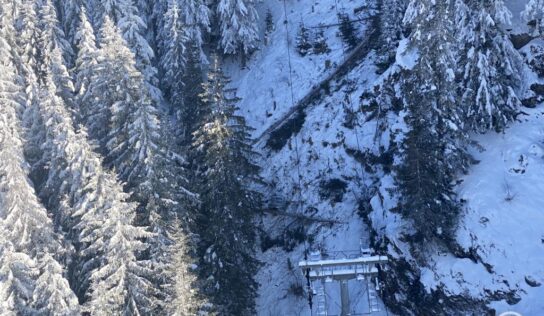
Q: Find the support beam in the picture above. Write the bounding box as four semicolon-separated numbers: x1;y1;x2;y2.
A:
300;251;388;315
308;266;378;280
340;280;350;316
299;255;388;269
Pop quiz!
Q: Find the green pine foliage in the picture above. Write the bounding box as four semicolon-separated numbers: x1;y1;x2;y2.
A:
296;22;313;56
192;57;262;315
338;13;358;49
179;42;208;146
395;0;470;244
313;29;330;54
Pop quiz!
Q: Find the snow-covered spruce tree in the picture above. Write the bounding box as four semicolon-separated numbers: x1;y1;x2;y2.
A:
0;16;79;313
91;0;124;25
0;247;38;314
338;12;359;49
156;0;192;148
296;22;313;56
37;0;73;70
32;255;80;315
138;0;160;53
87;17;194;217
59;0;84;43
158;1;210;143
179;42;207;145
160;0;211;54
91;0;162;102
177;0;211;56
159;0;189;102
75;173;153;316
459;0;522;133
135;0;153;25
80;17;131;149
35;76;157;314
14;0;48;189
213;0;259;56
81;16;148;195
80;17;200;312
0;0;43;257
158;0;210;97
91;18;165;204
27;4;77;203
105;19;198;311
116;0;162;101
522;0;544;36
14;0;42;118
149;0;168;43
35;0;75;108
14;0;40;79
375;0;408;71
163;218;203;315
395;0;470;243
73;8;98;119
151;0;167;35
192;57;261;315
49;47;76;108
158;0;191;144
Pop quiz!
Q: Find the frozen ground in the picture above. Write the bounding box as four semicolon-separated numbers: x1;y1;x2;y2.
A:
424;106;544;315
226;0;368;138
226;0;391;315
506;0;529;32
226;0;544;315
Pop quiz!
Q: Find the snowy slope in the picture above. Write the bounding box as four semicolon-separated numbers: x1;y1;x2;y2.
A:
227;0;368;138
227;0;392;315
506;0;530;33
506;0;527;21
227;0;544;315
421;106;544;315
254;53;384;315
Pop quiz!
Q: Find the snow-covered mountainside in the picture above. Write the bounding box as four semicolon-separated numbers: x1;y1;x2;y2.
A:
2;0;544;314
425;106;544;315
229;1;383;314
230;0;544;315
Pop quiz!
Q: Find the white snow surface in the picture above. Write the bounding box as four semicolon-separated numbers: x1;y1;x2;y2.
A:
226;0;368;138
396;38;418;70
226;0;391;315
506;0;530;32
506;0;528;21
426;107;544;315
226;0;544;315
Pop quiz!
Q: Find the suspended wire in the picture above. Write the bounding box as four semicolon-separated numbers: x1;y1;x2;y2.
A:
333;2;390;314
279;1;381;314
281;0;305;245
281;0;312;314
333;0;367;200
325;289;343;311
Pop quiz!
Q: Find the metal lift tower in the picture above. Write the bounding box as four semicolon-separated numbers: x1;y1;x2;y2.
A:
299;248;388;315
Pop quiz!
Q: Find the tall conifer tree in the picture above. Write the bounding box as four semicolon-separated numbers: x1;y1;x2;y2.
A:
0;9;79;313
396;0;469;242
214;0;259;55
192;57;261;315
459;0;522;132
